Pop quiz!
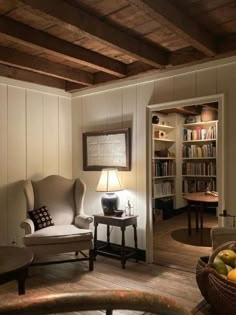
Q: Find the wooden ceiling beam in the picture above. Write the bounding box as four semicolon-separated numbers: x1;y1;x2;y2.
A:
127;0;216;57
0;63;66;90
0;16;126;77
21;0;168;68
0;46;93;86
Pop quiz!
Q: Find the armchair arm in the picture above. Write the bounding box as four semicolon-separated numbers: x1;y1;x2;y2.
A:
75;214;93;229
20;218;35;235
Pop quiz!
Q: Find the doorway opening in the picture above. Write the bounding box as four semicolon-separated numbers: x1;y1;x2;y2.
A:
146;95;224;271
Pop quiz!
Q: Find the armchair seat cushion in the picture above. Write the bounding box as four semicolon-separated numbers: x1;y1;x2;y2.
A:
24;225;92;246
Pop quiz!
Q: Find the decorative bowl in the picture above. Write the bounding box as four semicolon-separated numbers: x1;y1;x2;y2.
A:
114;210;124;217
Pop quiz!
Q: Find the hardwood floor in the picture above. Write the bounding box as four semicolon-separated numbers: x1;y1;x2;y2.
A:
0;212;216;314
153;211;217;272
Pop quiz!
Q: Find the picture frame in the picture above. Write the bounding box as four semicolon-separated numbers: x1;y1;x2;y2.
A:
83;128;131;171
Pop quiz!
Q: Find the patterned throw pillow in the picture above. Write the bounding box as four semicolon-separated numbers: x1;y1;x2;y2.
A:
28;206;54;231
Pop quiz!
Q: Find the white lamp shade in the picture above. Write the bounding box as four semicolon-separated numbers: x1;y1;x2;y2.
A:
96;168;123;192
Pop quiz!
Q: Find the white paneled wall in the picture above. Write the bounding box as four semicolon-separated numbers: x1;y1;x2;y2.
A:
72;60;236;250
0;80;72;246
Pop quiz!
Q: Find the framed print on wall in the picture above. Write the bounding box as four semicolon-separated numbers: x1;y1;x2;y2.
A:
83;128;131;171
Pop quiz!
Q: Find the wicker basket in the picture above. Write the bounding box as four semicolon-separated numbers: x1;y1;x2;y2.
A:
196;241;236;315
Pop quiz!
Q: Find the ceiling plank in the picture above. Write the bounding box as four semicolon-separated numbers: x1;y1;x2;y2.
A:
127;0;217;57
0;16;126;77
21;0;168;67
0;46;93;86
0;63;66;89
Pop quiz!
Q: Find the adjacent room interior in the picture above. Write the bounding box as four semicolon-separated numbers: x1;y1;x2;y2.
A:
0;1;236;314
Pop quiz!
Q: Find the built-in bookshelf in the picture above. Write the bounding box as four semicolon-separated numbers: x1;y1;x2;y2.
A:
152;115;176;210
182;120;218;193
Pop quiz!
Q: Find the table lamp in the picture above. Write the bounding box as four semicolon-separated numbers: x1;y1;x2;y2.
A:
96;168;123;215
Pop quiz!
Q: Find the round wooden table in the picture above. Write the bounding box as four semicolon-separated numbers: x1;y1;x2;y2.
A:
183;192;218;235
0;246;34;295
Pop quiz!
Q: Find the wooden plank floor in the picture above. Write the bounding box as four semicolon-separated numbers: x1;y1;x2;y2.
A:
153;211;217;273
0;212;216;314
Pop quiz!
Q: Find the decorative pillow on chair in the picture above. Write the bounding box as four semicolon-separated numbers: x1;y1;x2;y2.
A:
28;206;54;231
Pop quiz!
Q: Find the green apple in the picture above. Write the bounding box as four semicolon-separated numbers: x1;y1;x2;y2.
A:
218;249;236;267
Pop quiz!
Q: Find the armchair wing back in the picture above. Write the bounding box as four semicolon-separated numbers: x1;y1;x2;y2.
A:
21;175;94;270
24;175;86;225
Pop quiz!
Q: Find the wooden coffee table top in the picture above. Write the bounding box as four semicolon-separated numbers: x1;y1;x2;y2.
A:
0;246;33;275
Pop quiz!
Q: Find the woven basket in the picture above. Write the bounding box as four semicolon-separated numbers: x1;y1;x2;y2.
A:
196;241;236;315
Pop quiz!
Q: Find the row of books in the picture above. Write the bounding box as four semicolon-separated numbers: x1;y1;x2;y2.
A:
182;162;216;176
183;179;216;193
152;160;175;177
182;144;216;158
183;126;216;141
153;181;174;197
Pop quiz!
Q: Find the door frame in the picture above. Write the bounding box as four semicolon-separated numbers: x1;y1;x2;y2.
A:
146;94;225;263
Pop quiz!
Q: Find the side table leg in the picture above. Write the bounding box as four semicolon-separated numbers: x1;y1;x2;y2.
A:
195;205;199;232
121;227;126;269
188;204;192;235
17;268;28;295
133;224;138;262
200;203;204;230
94;222;98;260
107;225;110;247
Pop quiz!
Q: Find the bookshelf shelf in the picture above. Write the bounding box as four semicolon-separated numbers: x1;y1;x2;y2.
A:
183;175;216;178
153;138;175;142
152;124;174;130
153;194;175;199
153;176;175;179
183;139;216;143
183;120;218;128
152;157;175;160
183;157;216;160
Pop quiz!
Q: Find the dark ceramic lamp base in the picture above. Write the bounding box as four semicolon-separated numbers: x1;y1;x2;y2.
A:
101;192;119;215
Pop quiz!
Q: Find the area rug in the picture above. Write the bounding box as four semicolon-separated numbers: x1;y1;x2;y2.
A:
171;228;212;247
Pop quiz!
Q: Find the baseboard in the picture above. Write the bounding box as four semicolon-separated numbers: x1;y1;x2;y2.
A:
96;240;146;262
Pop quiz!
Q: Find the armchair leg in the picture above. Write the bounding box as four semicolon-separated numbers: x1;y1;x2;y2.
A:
75;251;78;256
89;249;94;271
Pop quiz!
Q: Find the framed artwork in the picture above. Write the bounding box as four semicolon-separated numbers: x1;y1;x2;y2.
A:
83;128;131;171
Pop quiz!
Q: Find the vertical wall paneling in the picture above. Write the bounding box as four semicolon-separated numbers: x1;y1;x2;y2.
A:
121;85;137;246
7;86;26;245
59;97;72;178
173;73;196;101
43;94;59;176
196;68;217;97
72;97;82;178
154;77;174;104
26;90;44;180
136;82;154;249
0;84;8;244
217;63;236;211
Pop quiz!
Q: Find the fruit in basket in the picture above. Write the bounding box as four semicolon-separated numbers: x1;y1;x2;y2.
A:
212;261;228;275
218;249;236;267
227;268;236;282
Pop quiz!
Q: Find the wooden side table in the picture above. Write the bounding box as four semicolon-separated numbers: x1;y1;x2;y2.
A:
93;214;138;269
0;246;34;295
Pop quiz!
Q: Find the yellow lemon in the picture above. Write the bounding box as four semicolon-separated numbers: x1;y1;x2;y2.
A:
227;268;236;282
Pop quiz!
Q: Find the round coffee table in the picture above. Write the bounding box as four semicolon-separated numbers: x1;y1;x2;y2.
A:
0;246;34;295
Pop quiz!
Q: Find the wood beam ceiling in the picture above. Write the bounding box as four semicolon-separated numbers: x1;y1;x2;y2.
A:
21;0;168;68
127;0;217;57
0;46;93;86
0;63;66;90
0;16;126;77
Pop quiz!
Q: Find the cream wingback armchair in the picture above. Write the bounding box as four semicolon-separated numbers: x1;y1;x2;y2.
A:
21;175;94;270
